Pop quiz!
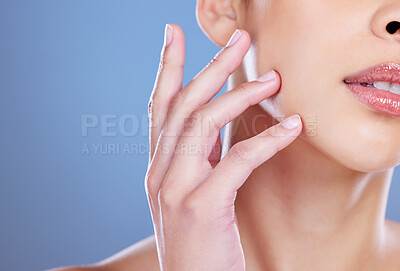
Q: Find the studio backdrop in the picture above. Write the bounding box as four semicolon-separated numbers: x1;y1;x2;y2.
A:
0;1;399;271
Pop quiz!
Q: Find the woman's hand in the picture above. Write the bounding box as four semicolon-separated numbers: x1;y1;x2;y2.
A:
145;24;302;271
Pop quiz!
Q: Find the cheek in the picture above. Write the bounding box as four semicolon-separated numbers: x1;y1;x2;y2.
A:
253;5;400;172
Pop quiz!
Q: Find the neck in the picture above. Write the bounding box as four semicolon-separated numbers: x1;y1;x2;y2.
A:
223;66;394;271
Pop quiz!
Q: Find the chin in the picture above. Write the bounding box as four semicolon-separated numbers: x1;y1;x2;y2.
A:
304;111;400;173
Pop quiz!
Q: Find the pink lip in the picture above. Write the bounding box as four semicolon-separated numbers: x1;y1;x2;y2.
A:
344;62;400;85
343;62;400;117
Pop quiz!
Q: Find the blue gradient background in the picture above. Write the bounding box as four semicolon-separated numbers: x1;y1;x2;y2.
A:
0;1;399;270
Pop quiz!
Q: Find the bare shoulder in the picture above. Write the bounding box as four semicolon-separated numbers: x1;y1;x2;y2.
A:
384;219;400;270
386;219;400;243
48;235;160;271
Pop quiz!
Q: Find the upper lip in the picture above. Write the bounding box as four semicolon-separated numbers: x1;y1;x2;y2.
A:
344;62;400;85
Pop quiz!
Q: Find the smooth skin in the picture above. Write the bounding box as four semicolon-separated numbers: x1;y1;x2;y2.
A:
50;0;400;270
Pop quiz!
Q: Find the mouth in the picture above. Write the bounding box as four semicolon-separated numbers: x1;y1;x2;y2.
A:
345;81;400;94
343;62;400;117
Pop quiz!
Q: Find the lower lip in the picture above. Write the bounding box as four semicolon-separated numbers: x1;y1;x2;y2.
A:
344;83;400;117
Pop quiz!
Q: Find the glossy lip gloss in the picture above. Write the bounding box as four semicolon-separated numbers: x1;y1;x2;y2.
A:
343;62;400;117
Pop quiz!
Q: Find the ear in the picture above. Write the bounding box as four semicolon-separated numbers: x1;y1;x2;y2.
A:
196;0;241;47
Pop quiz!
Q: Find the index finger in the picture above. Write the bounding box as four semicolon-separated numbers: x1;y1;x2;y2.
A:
148;23;185;162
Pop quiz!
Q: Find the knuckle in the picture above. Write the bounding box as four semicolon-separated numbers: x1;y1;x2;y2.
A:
185;108;217;133
183;109;204;132
181;193;207;219
232;83;247;94
205;49;231;77
148;93;161;120
158;186;181;211
147;98;155;117
209;53;223;67
264;127;280;153
236;85;252;106
265;125;281;140
144;170;158;199
206;48;224;68
168;90;185;114
147;99;152;114
265;125;277;138
158;50;168;70
228;142;253;162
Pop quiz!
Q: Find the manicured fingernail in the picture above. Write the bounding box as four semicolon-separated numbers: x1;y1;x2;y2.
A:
163;24;173;47
256;70;277;82
225;29;241;47
281;114;302;129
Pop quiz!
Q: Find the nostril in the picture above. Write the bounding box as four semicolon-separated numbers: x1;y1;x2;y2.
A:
386;21;400;34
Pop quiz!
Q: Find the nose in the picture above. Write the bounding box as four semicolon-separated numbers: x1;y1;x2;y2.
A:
386;21;400;34
370;2;400;41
